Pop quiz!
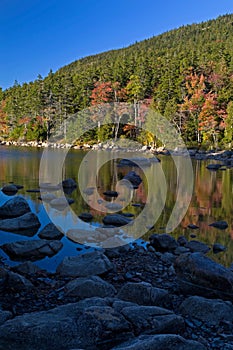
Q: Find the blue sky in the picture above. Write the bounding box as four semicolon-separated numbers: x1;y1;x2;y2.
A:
0;0;232;90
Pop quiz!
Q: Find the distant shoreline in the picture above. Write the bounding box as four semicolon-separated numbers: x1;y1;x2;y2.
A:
0;140;233;166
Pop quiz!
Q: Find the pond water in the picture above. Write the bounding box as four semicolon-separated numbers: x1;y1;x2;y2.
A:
0;146;232;271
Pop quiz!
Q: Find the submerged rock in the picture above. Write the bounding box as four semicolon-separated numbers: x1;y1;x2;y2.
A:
0;196;31;219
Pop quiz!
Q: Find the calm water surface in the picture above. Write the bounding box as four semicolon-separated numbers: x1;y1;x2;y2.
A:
0;146;232;271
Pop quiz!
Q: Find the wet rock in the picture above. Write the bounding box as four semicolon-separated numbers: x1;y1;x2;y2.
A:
185;240;210;254
209;220;228;229
0;196;31;219
179;296;233;327
206;163;222;170
121;305;184;335
64;276;116;298
38;223;64;240
0;212;40;234
174;246;190;255
78;212;93;222
56;251;113;277
1;240;63;261
62;178;77;188
66;228;96;244
149;233;178;252
0;302;132;350
1;184;18;195
117;282;168;306
174;252;233;299
213;243;226;254
123;171;142;189
103;214;132;226
103;190;118;197
83;187;94;195
111;334;207;350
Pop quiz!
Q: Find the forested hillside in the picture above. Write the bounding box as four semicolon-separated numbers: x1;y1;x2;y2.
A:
1;14;233;147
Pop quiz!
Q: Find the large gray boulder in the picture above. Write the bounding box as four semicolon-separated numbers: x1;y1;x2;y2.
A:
179;296;233;327
1;240;63;261
121;305;184;335
0;196;31;219
117;282;168;306
56;251;113;277
174;252;233;299
0;301;132;350
112;334;207;350
64;276;116;298
0;212;40;235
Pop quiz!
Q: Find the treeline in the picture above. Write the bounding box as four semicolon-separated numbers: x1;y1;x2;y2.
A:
0;14;233;148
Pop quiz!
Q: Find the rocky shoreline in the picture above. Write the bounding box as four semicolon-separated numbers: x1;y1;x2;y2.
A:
1;230;233;349
0;140;233;167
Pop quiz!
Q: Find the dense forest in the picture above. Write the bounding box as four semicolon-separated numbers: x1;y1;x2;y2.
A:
0;14;233;148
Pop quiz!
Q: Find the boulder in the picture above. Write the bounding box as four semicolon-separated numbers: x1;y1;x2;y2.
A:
64;276;116;298
0;301;132;350
185;240;210;254
174;252;233;299
179;295;233;327
0;196;31;219
1;184;18;195
111;334;207;350
78;213;93;222
62;178;77;188
38;223;64;240
103;214;132;226
1;240;63;261
209;220;228;229
121;305;184;335
117;282;168;306
0;212;40;235
123;171;142;189
56;251;113;277
149;233;178;252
